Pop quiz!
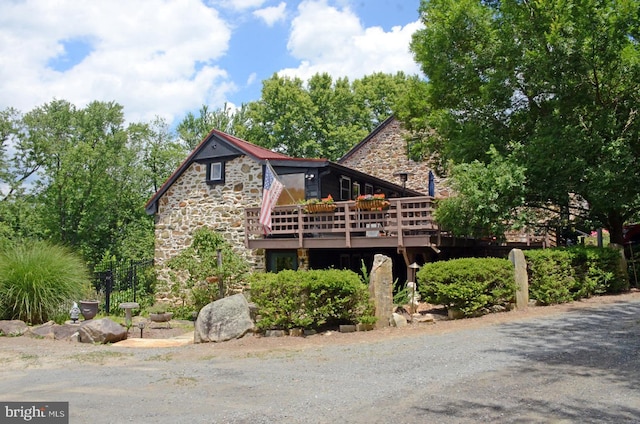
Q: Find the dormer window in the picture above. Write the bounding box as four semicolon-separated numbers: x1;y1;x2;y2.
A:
206;161;225;184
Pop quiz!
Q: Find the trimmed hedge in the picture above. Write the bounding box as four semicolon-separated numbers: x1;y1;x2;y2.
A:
416;257;515;317
524;246;628;305
248;269;373;331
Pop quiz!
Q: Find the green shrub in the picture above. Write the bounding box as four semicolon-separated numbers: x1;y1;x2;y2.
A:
525;246;628;305
524;249;577;305
0;240;91;324
167;227;249;309
416;257;515;317
249;269;373;331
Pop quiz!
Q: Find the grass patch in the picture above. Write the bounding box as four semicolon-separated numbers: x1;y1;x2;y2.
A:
70;350;131;365
145;353;174;362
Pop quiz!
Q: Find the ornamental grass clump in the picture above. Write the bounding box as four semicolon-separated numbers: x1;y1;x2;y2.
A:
0;240;90;324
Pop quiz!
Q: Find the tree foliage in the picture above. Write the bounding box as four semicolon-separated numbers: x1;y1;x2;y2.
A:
238;72;417;160
176;103;250;149
0;100;186;264
408;0;640;243
435;147;527;239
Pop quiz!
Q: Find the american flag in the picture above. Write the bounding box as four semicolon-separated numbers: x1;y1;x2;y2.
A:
259;162;284;232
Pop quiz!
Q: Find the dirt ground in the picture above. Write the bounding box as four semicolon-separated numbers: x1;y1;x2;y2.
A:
125;289;640;354
3;290;640;359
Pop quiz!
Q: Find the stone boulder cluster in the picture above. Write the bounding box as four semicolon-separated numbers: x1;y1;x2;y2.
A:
0;318;128;344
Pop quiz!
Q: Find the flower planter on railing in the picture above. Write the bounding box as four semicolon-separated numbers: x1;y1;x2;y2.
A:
304;203;337;213
302;194;336;214
355;199;390;211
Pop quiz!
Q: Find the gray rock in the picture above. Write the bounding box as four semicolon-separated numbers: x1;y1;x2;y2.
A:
0;320;28;336
369;254;394;329
26;322;82;341
413;313;435;323
78;318;127;344
509;248;529;310
264;330;286;337
26;321;57;339
390;312;408;327
194;293;254;343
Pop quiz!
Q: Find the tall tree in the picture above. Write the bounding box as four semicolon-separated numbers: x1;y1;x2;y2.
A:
176;103;249;149
10;100;156;263
408;0;640;243
129;116;187;194
240;72;416;160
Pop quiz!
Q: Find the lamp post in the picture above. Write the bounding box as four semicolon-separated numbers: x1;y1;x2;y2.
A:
409;262;421;315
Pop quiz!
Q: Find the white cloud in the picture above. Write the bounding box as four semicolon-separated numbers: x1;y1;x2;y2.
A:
253;2;287;26
0;0;233;124
214;0;267;11
246;72;258;86
280;0;423;81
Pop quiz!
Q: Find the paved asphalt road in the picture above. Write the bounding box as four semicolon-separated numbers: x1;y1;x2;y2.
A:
1;298;639;423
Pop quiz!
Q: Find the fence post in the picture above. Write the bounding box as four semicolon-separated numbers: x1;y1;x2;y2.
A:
104;270;113;314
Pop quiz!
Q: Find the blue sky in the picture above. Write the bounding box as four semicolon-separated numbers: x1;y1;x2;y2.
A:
0;0;423;126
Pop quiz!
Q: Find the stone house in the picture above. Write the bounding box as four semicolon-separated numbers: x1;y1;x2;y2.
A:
145;122;432;296
338;116;451;199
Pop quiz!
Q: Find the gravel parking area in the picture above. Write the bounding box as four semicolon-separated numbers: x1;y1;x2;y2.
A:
1;291;639;423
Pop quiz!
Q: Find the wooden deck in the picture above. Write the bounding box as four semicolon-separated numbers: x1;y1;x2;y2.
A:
244;195;553;252
244;196;471;250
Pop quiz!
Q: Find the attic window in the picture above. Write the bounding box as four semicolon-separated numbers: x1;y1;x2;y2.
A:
206;161;225;184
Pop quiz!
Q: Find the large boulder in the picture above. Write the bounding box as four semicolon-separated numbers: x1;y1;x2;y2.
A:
78;318;127;344
27;321;81;341
194;293;254;343
0;320;28;336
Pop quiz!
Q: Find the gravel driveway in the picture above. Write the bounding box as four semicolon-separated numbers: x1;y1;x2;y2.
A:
1;295;639;423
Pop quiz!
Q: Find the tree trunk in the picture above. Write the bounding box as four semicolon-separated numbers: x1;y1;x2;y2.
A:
607;211;625;245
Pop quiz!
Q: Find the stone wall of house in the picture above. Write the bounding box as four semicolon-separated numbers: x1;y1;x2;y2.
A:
153;156;264;300
341;119;451;198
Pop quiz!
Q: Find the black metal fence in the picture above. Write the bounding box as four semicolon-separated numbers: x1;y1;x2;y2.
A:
93;259;155;315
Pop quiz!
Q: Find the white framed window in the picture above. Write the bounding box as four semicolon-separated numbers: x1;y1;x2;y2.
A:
364;183;374;195
352;182;360;199
340;176;351;200
206;161;225;184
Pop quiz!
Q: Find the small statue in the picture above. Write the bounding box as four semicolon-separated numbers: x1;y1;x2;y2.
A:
406;281;421;307
70;302;80;323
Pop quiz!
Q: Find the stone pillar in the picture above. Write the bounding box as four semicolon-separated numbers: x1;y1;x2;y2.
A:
509;248;528;310
368;254;394;328
297;248;309;271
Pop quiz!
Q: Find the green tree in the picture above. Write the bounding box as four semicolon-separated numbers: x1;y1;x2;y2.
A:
129;116;187;195
435;147;527;239
9;100;155;263
408;0;640;243
241;72;416;160
177;103;250;149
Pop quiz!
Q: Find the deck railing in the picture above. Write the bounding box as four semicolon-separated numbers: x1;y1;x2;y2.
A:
244;196;440;248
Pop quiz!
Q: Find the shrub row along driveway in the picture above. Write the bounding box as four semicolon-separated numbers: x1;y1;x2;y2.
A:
1;294;639;423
